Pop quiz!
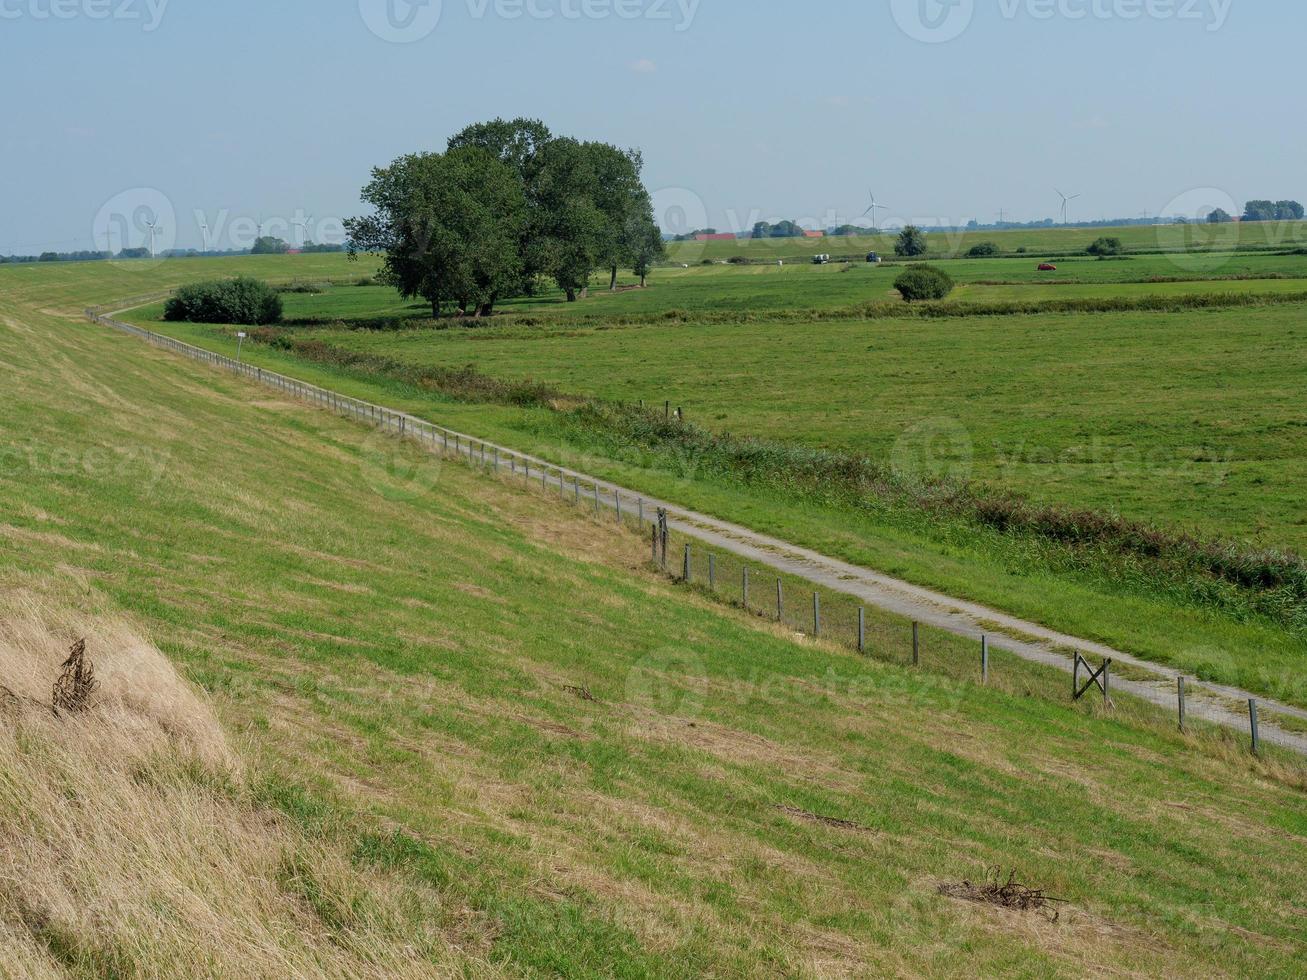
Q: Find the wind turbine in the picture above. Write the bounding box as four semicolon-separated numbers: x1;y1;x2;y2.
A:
1056;189;1081;226
861;191;890;233
296;214;315;247
145;218;163;259
200;220;211;255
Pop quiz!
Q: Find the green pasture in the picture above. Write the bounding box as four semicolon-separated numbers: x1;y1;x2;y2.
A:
20;251;1307;705
667;220;1307;263
4;263;1307;977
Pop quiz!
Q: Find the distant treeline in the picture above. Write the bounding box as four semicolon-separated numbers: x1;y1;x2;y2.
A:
0;243;345;264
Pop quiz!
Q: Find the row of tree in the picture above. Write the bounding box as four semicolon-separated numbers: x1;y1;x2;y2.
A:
1208;200;1304;223
346;119;665;316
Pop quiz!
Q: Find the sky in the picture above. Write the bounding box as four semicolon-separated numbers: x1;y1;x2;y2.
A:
0;0;1302;254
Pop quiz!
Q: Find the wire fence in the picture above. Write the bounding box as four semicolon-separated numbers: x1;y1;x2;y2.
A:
85;307;1283;757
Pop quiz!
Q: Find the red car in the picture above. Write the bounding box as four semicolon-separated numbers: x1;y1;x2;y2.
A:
1038;262;1057;271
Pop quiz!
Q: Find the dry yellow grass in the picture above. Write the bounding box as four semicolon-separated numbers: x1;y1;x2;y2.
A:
0;604;490;979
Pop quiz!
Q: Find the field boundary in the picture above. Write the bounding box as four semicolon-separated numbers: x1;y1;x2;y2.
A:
86;304;1307;756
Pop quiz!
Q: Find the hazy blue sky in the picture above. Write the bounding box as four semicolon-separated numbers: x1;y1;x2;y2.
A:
1;0;1300;253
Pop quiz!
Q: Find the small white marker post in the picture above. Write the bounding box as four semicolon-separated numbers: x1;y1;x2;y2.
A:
236;331;247;364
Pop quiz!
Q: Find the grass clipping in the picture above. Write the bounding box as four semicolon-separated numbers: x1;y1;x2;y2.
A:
0;608;469;978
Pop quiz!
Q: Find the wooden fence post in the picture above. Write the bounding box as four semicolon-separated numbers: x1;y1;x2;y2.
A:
912;622;920;666
776;579;783;621
981;636;989;684
1177;676;1187;733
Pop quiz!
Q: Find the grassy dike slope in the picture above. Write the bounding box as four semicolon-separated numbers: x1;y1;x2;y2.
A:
3;260;1307;975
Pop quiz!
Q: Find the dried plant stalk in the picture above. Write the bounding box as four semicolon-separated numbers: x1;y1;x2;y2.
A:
52;638;99;713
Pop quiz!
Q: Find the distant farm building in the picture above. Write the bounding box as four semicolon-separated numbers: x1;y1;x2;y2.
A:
694;233;736;242
803;230;826;238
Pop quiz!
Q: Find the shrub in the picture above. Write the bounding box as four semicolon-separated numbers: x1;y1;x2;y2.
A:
1087;236;1125;257
727;255;749;265
966;242;1000;257
164;277;283;325
894;225;928;257
894;265;954;302
1016;246;1028;254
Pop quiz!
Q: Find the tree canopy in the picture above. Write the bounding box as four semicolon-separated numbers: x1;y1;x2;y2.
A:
349;118;664;312
251;236;290;255
894;225;929;257
1243;200;1304;222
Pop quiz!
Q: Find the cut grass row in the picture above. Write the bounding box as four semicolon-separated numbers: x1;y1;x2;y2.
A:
4;267;1307;975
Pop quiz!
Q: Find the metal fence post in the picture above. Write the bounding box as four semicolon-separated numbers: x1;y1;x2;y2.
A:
812;593;820;637
776;579;783;621
858;607;865;654
615;491;622;524
981;636;989;684
683;545;692;583
1249;700;1261;756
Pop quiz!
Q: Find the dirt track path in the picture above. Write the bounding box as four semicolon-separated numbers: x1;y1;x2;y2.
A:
94;306;1307;757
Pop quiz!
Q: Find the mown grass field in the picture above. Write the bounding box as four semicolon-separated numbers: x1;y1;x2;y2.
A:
103;251;1307;710
262;288;1307;549
666;220;1307;263
5;257;1307;977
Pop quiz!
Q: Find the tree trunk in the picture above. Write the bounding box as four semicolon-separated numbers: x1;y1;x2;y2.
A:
565;288;577;302
478;302;494;317
609;265;618;291
640;273;647;287
431;299;440;318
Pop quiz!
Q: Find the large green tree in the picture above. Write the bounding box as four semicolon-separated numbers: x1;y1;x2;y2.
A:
531;137;608;302
345;146;526;317
353;119;662;308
